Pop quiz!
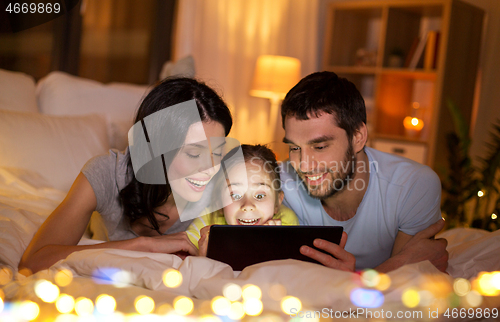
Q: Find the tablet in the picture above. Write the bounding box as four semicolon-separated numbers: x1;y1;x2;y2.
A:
206;225;343;271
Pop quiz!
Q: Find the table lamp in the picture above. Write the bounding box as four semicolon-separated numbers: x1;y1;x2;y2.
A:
250;55;301;140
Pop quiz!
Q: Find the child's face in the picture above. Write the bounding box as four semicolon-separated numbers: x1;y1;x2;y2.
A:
222;162;278;225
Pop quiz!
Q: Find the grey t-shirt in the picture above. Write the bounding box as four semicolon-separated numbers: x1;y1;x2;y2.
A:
81;148;192;241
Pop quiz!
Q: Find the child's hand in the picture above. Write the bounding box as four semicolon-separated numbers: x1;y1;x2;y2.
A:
198;225;213;257
263;219;282;226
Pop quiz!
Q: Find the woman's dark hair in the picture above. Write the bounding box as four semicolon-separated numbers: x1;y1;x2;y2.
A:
119;77;232;234
281;71;366;139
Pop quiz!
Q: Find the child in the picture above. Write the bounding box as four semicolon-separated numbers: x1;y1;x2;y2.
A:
186;144;299;255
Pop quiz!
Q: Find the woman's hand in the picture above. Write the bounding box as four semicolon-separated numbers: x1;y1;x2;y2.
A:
142;232;198;258
198;225;213;257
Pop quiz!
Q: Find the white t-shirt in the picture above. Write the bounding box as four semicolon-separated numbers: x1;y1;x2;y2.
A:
280;147;442;269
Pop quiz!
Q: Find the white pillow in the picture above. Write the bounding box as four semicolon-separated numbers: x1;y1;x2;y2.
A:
0;110;110;191
0;69;38;113
36;71;150;150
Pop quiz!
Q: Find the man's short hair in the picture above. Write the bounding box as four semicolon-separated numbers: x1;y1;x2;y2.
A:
281;71;366;139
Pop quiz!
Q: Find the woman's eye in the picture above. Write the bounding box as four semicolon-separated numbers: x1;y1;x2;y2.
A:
254;193;266;200
186;153;200;158
230;193;242;201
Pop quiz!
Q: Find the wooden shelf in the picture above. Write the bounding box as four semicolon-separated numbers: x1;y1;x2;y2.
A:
322;0;484;170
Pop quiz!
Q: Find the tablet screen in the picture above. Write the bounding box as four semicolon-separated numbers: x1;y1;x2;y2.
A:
206;225;343;271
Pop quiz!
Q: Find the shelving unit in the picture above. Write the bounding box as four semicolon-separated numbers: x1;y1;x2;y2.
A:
322;0;484;172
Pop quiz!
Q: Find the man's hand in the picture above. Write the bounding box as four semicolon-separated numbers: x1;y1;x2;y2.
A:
299;231;355;272
377;219;448;273
399;219;448;272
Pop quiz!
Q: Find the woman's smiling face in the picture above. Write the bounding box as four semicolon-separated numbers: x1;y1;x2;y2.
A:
221;162;277;225
168;121;226;203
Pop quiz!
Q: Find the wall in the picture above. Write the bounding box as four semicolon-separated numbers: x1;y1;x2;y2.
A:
318;0;500;164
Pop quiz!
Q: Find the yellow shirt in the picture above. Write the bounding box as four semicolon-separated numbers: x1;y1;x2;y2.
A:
186;205;299;248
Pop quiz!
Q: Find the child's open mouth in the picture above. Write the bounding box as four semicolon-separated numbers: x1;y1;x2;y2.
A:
237;218;261;225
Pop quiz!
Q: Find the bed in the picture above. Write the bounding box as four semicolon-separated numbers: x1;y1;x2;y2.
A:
0;68;499;321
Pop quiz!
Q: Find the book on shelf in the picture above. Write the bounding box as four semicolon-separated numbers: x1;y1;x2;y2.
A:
405;30;441;70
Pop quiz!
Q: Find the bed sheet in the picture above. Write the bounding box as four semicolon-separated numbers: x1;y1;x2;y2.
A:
1;166;499;321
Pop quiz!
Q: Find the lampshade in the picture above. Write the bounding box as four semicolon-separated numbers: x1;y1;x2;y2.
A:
250;55;301;100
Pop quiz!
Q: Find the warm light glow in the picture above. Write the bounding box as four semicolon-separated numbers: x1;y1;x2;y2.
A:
476;272;500;296
281;296;302;314
375;273;391;291
20;300;40;321
477;190;484;197
0;267;13;285
54;313;78;322
453;278;471;296
35;279;60;303
250;55;301;100
211;296;231;316
0;297;3;314
242;284;262;300
465;290;482;307
174;296;194;315
269;283;287;301
95;294;116;314
162;269;183;288
492;213;497;220
491;272;500;289
223;283;242;301
199;315;223;322
134;296;155;315
243;298;263;316
403;116;424;131
75;297;94;316
55;269;74;287
361;269;380;287
228;301;245;320
156;303;173;315
56;294;76;314
402;288;420;308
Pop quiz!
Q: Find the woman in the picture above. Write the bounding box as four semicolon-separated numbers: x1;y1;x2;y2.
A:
19;77;232;273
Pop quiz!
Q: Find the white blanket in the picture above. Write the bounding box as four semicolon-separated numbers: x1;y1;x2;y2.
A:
1;166;499;321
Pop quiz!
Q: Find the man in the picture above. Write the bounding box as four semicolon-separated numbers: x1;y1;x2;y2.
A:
280;71;448;272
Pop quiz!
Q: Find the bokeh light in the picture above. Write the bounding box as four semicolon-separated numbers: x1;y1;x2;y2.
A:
199;315;222;322
228;301;245;320
95;294;116;315
350;288;384;308
162;269;183;288
173;296;194;315
242;284;262;300
375;273;391;291
281;296;301;314
464;290;482;307
0;297;3;314
492;213;497;220
243;298;263;316
453;278;471;296
135;295;155;315
361;269;380;287
223;283;242;301
491;271;500;289
477;190;484;197
269;283;287;301
156;303;173;315
111;270;132;288
56;294;76;314
75;297;94;316
476;272;500;296
19;300;39;321
402;288;420;308
54;313;79;322
0;267;13;285
34;279;60;303
55;269;73;287
211;296;231;316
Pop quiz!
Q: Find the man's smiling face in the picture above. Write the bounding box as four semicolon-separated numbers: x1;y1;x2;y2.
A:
284;113;356;199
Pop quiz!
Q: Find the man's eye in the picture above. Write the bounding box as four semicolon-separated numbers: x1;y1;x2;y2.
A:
230;193;242;200
315;145;328;150
289;146;300;152
254;193;266;200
